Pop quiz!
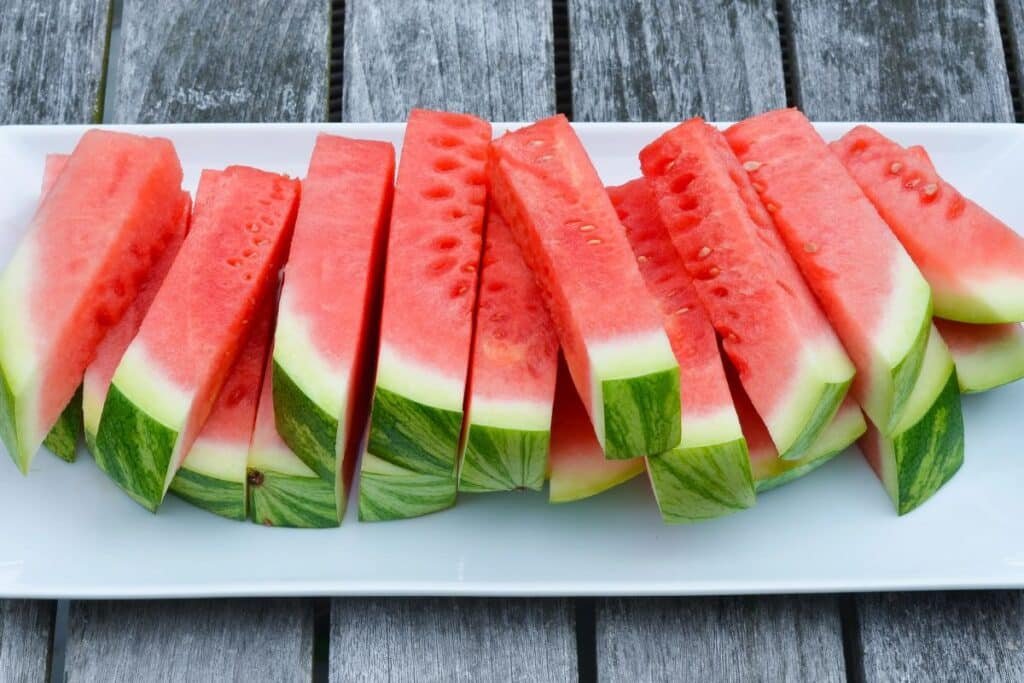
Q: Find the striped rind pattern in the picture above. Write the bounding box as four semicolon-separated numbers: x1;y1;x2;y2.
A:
272;360;339;483
43;387;83;463
359;454;456;521
248;469;339;528
458;424;548;492
646;438;755;524
169;467;246;521
601;367;681;460
366;386;462;477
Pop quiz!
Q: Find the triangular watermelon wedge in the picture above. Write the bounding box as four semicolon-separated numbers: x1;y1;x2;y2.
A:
609;179;754;523
0;130;187;473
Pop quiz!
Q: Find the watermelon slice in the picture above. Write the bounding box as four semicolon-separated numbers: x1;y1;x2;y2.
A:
94;166;299;511
832;125;1024;323
639;119;854;462
725;109;933;434
458;207;559;493
859;325;964;514
168;296;274;520
728;358;866;492
548;363;644;503
248;355;339;528
35;153;81;463
934;319;1024;393
361;109;490;521
608;179;754;523
272;133;394;521
0;130;186;473
490;114;681;460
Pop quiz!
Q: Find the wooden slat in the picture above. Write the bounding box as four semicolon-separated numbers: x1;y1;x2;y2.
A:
0;0;112;124
65;600;313;682
335;4;572;681
568;0;786;121
330;598;577;682
596;596;845;682
788;2;1023;681
342;0;555;121
0;3;111;678
788;0;1014;122
568;3;844;679
0;601;54;682
110;0;330;123
853;592;1024;681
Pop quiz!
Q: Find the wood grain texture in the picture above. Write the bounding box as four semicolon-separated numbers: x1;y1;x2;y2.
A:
65;599;313;682
110;0;330;123
854;592;1024;682
1001;0;1024;118
568;0;786;121
330;598;576;682
788;0;1014;121
596;596;845;682
0;0;112;124
343;0;555;121
0;601;53;682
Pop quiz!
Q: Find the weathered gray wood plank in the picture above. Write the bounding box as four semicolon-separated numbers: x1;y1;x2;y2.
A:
66;599;313;682
788;0;1014;121
110;0;330;123
0;601;53;682
568;0;786;121
1001;0;1024;118
853;592;1024;682
596;596;844;682
343;0;555;121
330;598;577;682
0;0;112;124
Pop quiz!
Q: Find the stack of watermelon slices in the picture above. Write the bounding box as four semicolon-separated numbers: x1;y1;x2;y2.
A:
2;106;1023;526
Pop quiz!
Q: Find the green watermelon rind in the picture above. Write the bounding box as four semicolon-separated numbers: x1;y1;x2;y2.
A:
0;360;29;473
93;382;176;512
951;327;1024;394
601;366;682;460
271;359;339;484
458;423;548;493
775;376;852;462
247;468;339;528
43;386;84;463
871;327;965;515
366;385;463;478
359;452;457;521
169;467;246;522
886;305;933;433
755;405;866;493
647;437;755;524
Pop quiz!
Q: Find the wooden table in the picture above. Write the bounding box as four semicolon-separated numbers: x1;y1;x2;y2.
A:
1;1;1022;680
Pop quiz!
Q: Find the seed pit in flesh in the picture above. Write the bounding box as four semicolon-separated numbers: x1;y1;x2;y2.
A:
434;157;461;173
424;185;455;200
450;282;470;298
487;281;506;293
671;173;696;194
435;236;460;250
711;286;728;298
429;257;456;275
432;135;461;149
678;195;699;211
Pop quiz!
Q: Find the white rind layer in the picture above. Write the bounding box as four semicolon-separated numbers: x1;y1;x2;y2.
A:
81;373;105;439
273;297;350;423
248;438;318;478
892;326;954;435
680;406;743;449
468;395;553;432
952;324;1024;392
935;274;1024;323
182;438;248;482
763;335;855;455
110;343;191;432
586;329;678;448
0;238;42;459
375;342;465;412
813;403;866;457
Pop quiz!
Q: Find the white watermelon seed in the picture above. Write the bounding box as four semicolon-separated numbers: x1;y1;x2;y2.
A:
804;242;818;253
890;162;903;174
579;224;596;232
922;183;938;196
698;246;712;259
743;160;762;172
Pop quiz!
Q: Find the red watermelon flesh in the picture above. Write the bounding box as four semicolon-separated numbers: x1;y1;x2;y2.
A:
458;206;560;493
548;361;644;503
934;318;1024;393
639;119;853;461
94;165;299;511
490;114;681;460
0;130;187;472
40;154;69;195
725;109;933;434
831;125;1024;323
362;109;490;520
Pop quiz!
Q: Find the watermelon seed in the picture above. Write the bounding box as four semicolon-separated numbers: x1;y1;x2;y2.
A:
462;263;476;273
246;223;260;233
678;195;699;211
637;255;649;263
429;257;456;275
243;249;255;258
765;203;778;213
671;173;695;194
804;242;819;253
712;286;729;298
243;273;253;281
905;178;921;189
752;181;764;193
424;185;455;200
247;470;265;487
451;283;469;297
727;332;740;343
697;246;712;259
528;139;546;147
922;183;938;197
579;224;596;232
226;258;242;267
742;160;762;172
587;238;602;245
435;236;460;250
889;162;903;174
536;155;554;162
450;208;467;219
253;237;269;247
434;157;461;172
675;307;690;315
432;135;460;149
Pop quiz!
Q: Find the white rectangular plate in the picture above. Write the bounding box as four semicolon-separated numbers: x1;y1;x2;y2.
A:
0;121;1022;598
